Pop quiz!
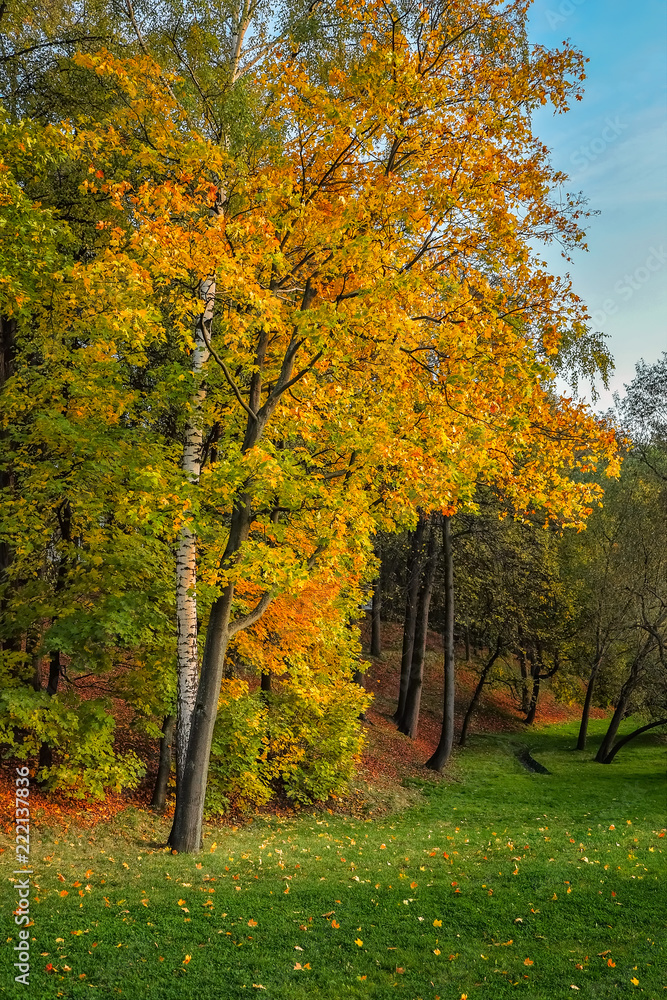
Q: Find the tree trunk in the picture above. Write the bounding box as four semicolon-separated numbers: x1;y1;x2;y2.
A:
26;625;43;691
426;515;455;771
37;500;71;778
595;688;631;763
459;638;502;747
370;573;382;658
36;651;62;775
517;640;529;714
175;277;213;784
600;718;667;764
150;714;176;810
260;671;272;695
524;671;540;725
394;517;425;722
576;655;602;750
464;622;470;662
168;311;309;852
0;317;16;630
398;524;438;739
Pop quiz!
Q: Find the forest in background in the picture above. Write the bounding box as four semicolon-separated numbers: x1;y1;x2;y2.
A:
0;0;665;855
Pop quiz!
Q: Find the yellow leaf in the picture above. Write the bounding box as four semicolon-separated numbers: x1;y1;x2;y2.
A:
355;938;363;947
433;918;442;927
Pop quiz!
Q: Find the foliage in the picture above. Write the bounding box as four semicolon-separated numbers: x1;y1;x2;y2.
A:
265;674;368;805
0;0;624;824
206;680;271;816
0;688;144;798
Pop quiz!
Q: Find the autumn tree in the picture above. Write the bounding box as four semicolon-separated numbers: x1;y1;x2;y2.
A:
1;0;620;847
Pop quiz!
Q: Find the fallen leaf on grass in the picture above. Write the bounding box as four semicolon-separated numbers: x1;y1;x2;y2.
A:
524;958;534;966
355;939;363;947
248;919;257;928
433;919;442;927
182;955;191;965
630;978;639;986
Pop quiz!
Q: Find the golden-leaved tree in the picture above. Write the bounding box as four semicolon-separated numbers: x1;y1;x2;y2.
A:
1;0;618;845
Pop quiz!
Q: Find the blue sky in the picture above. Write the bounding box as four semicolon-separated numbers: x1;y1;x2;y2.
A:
527;0;666;408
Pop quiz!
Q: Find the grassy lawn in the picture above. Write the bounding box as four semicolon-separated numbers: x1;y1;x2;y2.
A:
1;718;665;999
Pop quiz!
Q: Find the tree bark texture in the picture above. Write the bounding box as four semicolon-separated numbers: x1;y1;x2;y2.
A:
398;522;438;739
576;654;603;750
595;686;631;763
175;277;213;783
394;517;426;722
595;653;647;763
517;639;529;714
459;638;502;747
370;571;382;658
150;714;176;810
169;314;311;852
426;515;455;771
599;718;667;764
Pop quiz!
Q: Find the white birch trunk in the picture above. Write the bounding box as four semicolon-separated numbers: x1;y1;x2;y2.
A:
175;276;213;781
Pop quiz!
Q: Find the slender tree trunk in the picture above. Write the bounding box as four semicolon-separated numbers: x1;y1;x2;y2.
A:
37;650;61;774
600;718;667;764
150;714;176;810
26;625;42;691
459;638;502;747
398;524;438;738
576;655;602;750
37;501;71;777
168;307;310;852
170;564;238;851
426;515;455;771
370;573;382;658
0;316;18;651
394;518;425;722
524;671;540;725
595;688;631;763
464;622;470;662
260;671;272;695
517;639;529;714
175;277;213;782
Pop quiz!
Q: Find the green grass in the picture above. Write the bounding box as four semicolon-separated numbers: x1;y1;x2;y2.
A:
1;719;665;999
